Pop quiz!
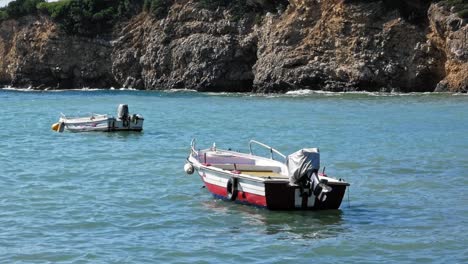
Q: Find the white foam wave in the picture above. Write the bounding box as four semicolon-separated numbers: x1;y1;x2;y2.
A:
1;86;35;92
166;89;198;93
0;87;141;92
2;86;465;96
285;89;317;95
284;89;460;97
285;89;381;96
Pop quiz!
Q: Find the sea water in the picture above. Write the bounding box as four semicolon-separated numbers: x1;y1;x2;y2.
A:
0;89;467;263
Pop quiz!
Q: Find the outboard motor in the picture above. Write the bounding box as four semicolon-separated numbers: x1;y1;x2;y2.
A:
287;148;320;185
287;148;331;202
117;104;129;120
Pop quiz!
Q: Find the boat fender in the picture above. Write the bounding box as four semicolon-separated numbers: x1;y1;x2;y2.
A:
52;122;65;132
51;122;59;131
184;163;194;175
226;177;239;201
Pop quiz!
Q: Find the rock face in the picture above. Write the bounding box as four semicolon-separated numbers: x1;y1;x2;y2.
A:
0;0;466;92
0;16;116;89
428;4;468;92
112;2;258;92
253;0;448;92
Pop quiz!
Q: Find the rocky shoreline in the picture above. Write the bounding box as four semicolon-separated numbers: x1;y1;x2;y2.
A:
0;0;466;93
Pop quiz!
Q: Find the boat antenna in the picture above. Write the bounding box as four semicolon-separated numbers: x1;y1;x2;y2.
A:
322;166;326;174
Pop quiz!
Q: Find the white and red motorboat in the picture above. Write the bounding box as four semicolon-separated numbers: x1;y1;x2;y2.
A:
51;104;144;133
185;139;350;210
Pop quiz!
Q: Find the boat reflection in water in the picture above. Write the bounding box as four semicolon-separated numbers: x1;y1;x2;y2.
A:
200;199;347;240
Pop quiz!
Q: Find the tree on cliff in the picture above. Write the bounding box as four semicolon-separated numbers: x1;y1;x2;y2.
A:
0;0;44;19
36;0;139;36
0;0;465;35
1;0;141;36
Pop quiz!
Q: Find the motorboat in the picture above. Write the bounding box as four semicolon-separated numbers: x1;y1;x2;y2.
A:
184;139;350;210
51;104;144;132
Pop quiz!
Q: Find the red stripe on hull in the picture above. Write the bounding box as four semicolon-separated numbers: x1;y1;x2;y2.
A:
202;178;267;207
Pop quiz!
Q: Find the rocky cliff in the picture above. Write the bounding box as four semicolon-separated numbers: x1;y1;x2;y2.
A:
0;16;116;89
0;0;466;92
112;1;260;92
428;4;467;92
253;0;466;92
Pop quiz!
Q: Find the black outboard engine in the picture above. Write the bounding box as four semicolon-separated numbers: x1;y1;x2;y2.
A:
287;148;331;202
117;104;129;120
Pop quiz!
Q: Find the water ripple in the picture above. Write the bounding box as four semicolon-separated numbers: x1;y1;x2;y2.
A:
0;90;467;263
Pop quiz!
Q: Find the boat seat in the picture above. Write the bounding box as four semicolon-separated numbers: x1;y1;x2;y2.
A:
211;164;281;172
201;156;255;165
239;171;286;178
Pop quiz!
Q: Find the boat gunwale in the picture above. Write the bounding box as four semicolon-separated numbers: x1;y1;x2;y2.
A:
196;148;287;166
59;115;112;124
190;147;350;186
195;162;289;183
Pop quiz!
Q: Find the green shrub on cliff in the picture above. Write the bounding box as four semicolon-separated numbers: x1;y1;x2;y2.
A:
0;10;7;21
0;0;45;20
36;0;137;36
198;0;229;9
143;0;171;19
37;0;71;19
438;0;468;19
0;0;139;35
460;10;468;19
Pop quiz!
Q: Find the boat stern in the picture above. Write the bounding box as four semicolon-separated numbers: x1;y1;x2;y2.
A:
264;180;349;210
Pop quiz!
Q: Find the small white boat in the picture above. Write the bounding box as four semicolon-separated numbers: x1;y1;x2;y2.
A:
185;139;350;210
52;104;144;132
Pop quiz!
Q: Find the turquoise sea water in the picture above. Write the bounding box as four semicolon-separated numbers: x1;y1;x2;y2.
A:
0;89;467;263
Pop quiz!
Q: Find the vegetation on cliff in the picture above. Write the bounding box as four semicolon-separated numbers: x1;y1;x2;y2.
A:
0;0;43;20
0;0;289;25
143;0;171;19
37;0;140;36
0;0;139;36
0;0;465;31
439;0;468;18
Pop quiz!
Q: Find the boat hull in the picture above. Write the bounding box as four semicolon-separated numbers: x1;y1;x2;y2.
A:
197;166;347;210
264;181;347;210
59;117;143;132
